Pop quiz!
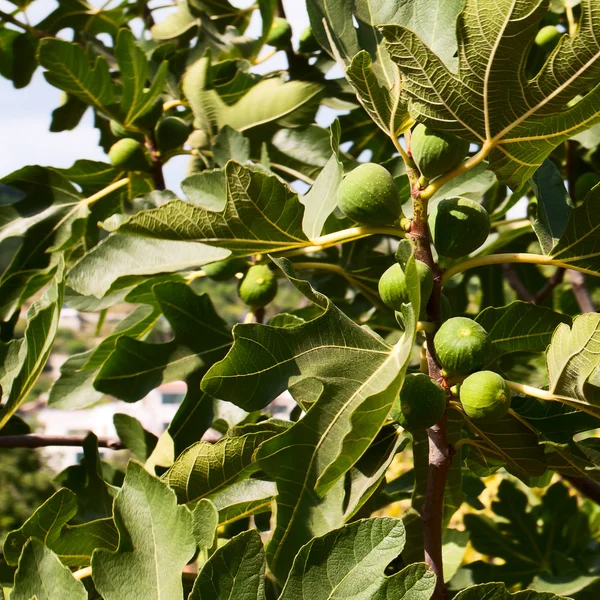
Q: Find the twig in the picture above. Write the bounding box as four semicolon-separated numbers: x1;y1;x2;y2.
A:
145;135;166;191
0;434;125;449
567;270;596;313
138;0;156;28
534;268;565;305
0;9;51;38
502;264;534;302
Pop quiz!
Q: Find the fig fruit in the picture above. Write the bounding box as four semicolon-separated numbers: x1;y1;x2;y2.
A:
203;258;249;281
298;26;320;53
391;373;447;431
238;264;278;308
108;139;150;172
411;124;470;180
428;197;490;258
338;163;402;226
155;116;190;152
378;260;433;313
434;317;492;375
460;370;512;422
535;25;562;51
266;17;292;49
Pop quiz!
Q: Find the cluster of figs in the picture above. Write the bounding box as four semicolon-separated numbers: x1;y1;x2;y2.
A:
336;123;511;431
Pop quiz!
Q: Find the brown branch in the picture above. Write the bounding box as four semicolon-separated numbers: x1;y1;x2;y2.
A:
0;434;125;450
138;0;156;28
145;135;166;191
567;270;596;313
274;0;306;75
534;268;565;305
502;264;534;302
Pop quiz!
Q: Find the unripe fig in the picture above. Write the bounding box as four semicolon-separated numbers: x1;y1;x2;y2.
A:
434;317;492;375
338;163;402;226
108;139;150;172
155;116;190;152
238;264;278;308
428;197;490;258
411;124;470;179
391;373;447;431
574;172;600;202
378;260;433;312
298;26;320;53
535;25;562;51
266;17;292;49
203;258;249;281
460;370;512;422
109;120;144;142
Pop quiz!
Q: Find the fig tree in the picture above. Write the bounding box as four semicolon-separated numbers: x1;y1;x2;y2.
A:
434;317;492;375
109;120;144;142
378;260;433;313
411;124;470;180
391;373;447;431
155;116;190;152
428;197;490;258
108;139;150;172
460;370;512;422
203;258;249;281
238;264;278;308
338;163;402;226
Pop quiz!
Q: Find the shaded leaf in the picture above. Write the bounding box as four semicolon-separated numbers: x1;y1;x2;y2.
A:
211;479;276;526
454;583;570;600
113;414;158;462
10;540;86;600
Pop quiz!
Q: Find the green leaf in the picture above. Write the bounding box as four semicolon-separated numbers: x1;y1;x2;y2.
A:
203;252;418;579
91;462;197;600
454;583;570;600
110;162;309;255
3;486;118;568
550;185;600;276
462;411;547;481
151;2;199;40
430;162;497;203
115;29;168;127
113;414;158;462
10;540;87;600
94;282;232;402
48;305;160;409
38;38;116;118
211;479;276;526
546;313;600;410
163;422;285;504
299;120;343;240
279;518;435;599
190;499;218;555
213;126;250;167
382;0;600;189
189;529;266;600
67;235;230;298
0;259;64;430
530;160;574;255
50;92;88;132
476;301;571;356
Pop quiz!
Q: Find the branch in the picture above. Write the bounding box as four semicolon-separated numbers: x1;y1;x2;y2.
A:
0;9;51;38
502;264;534;302
0;434;124;449
567;270;596;313
145;135;166;191
534;268;565;305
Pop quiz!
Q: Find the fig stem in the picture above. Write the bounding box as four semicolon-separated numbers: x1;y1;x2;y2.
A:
441;252;597;284
84;178;129;206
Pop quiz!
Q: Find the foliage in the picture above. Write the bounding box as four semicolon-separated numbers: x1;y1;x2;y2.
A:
1;0;600;599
